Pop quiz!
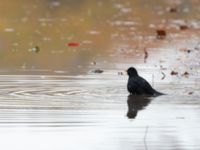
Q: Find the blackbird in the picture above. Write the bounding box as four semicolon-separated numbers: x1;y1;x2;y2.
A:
127;67;164;96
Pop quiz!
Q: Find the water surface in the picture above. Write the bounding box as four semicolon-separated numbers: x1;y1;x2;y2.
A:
0;74;200;150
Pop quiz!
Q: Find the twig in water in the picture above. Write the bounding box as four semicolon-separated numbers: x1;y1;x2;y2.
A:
161;72;166;80
144;48;148;63
144;126;149;150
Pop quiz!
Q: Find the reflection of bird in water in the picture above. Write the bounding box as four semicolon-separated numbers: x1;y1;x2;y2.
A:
127;95;152;119
127;67;164;96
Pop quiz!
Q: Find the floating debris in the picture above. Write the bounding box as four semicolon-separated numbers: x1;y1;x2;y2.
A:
179;48;192;53
144;49;148;63
168;7;178;13
188;92;193;95
91;69;104;74
171;71;178;76
182;71;189;78
161;72;166;80
156;29;166;39
186;49;191;53
67;42;80;47
180;25;189;30
29;46;40;53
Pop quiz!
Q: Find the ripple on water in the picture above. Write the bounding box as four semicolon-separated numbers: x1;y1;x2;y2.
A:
0;75;200;150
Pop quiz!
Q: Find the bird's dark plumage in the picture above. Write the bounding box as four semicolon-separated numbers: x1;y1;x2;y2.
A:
127;67;164;96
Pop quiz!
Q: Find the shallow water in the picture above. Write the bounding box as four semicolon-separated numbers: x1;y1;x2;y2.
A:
0;74;200;150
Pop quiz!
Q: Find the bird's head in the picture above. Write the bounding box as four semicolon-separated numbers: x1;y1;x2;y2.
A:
127;67;139;77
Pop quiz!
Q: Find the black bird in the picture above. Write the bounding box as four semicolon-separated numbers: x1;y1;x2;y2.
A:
127;67;164;96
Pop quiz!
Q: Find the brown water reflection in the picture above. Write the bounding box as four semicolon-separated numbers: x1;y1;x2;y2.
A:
1;0;200;74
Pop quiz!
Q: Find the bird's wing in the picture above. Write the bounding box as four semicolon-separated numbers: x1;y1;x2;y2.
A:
128;77;147;94
139;77;156;94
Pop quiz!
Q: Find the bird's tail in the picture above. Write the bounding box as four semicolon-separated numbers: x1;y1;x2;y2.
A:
154;90;165;96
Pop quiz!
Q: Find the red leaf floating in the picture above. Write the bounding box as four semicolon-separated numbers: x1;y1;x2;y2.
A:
156;29;166;39
67;42;80;47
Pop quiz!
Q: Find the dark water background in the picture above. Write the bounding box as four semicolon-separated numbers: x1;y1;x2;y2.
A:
0;0;200;150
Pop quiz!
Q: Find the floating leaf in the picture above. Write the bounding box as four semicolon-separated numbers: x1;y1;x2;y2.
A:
182;71;189;78
156;29;166;39
171;71;178;76
168;7;177;13
67;42;80;47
